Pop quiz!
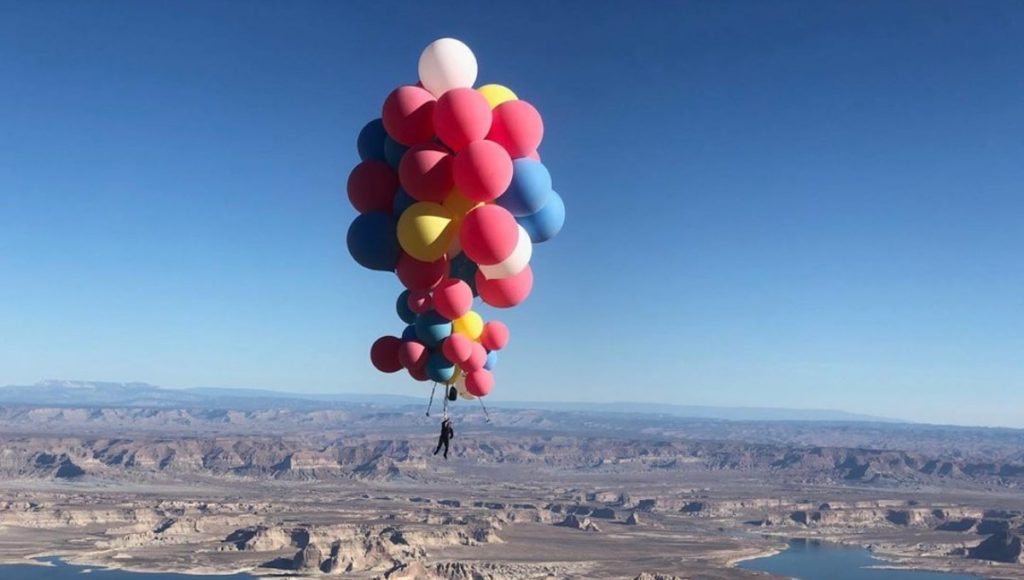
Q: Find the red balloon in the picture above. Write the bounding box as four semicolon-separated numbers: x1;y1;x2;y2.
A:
524;150;541;161
434;88;492;152
479;321;510;351
462;342;488;372
432;278;473;320
370;336;403;373
399;143;453;203
396;253;449;291
465;369;494;397
408;365;429;382
487;100;544;159
382;85;436;146
442;333;474;365
398;340;429;370
407;290;432;314
347;161;398;214
476;265;533;308
459;205;519;266
453;140;513;203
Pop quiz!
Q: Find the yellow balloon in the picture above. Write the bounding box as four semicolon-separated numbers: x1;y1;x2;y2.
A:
452;311;484;340
445;369;463;386
443;189;482;222
477;84;518;109
396;202;455;262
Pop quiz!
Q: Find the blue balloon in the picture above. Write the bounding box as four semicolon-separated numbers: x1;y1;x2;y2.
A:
393;187;416;217
517;190;565;243
448;253;479;296
401;324;418;342
414;310;452;347
484;349;498;371
347;212;399;271
357;119;387;162
396;290;415;324
384;136;408;170
426;351;456;383
497;159;553;217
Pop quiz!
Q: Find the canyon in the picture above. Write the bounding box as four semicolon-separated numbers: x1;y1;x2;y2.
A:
1;381;1023;578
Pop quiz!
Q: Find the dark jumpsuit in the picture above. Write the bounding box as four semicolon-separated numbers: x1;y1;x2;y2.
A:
434;419;454;459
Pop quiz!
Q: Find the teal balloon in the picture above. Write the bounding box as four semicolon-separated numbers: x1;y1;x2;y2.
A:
347;212;399;271
393;187;416;217
384;136;408;170
414;310;452;347
396;290;416;324
357;119;387;162
497;159;552;217
401;324;417;341
517;190;565;243
484;349;498;370
427;351;456;383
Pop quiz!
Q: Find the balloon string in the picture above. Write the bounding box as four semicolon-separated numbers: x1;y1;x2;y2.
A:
443;387;450;419
426;383;437;417
478;397;490;423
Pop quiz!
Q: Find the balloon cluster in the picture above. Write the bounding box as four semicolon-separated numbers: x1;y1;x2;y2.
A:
347;38;565;400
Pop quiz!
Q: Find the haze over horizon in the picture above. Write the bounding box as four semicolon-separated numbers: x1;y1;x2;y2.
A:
2;2;1022;428
0;377;982;428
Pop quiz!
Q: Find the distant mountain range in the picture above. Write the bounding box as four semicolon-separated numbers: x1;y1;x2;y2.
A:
0;380;902;423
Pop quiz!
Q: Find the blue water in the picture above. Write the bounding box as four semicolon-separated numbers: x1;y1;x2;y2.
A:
0;545;981;579
740;539;979;580
0;557;257;579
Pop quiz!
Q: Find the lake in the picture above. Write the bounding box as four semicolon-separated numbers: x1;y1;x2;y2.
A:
739;539;980;580
0;557;256;579
0;544;983;579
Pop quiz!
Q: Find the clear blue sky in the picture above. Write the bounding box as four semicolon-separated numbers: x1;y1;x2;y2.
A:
1;1;1021;426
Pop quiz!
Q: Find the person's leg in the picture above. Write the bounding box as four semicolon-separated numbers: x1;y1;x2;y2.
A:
443;440;450;459
434;437;443;455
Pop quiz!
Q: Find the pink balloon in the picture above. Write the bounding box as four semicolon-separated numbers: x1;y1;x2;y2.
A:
462;342;488;372
453;140;513;202
398;340;429;370
479;321;510;351
347;161;398;214
407;290;432;314
524;150;541;161
476;265;533;308
487;100;544;159
434;88;493;152
432;278;473;320
465;369;494;397
459;205;519;266
370;336;403;373
382;85;436;146
396;253;449;291
399;143;454;203
442;333;474;365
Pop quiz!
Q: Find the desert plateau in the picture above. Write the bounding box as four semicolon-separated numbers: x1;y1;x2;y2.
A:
0;382;1022;579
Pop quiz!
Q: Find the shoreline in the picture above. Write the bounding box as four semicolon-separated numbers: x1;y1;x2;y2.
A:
0;553;261;577
726;546;784;566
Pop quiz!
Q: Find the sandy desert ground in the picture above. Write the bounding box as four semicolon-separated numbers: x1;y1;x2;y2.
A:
1;383;1023;578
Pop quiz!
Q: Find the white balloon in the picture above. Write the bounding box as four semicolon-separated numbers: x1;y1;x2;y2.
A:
418;38;478;98
455;375;476;400
479;225;532;280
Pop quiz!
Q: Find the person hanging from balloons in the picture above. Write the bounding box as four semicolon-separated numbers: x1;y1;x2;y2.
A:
424;377;460;460
349;38;566;452
434;416;455;460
